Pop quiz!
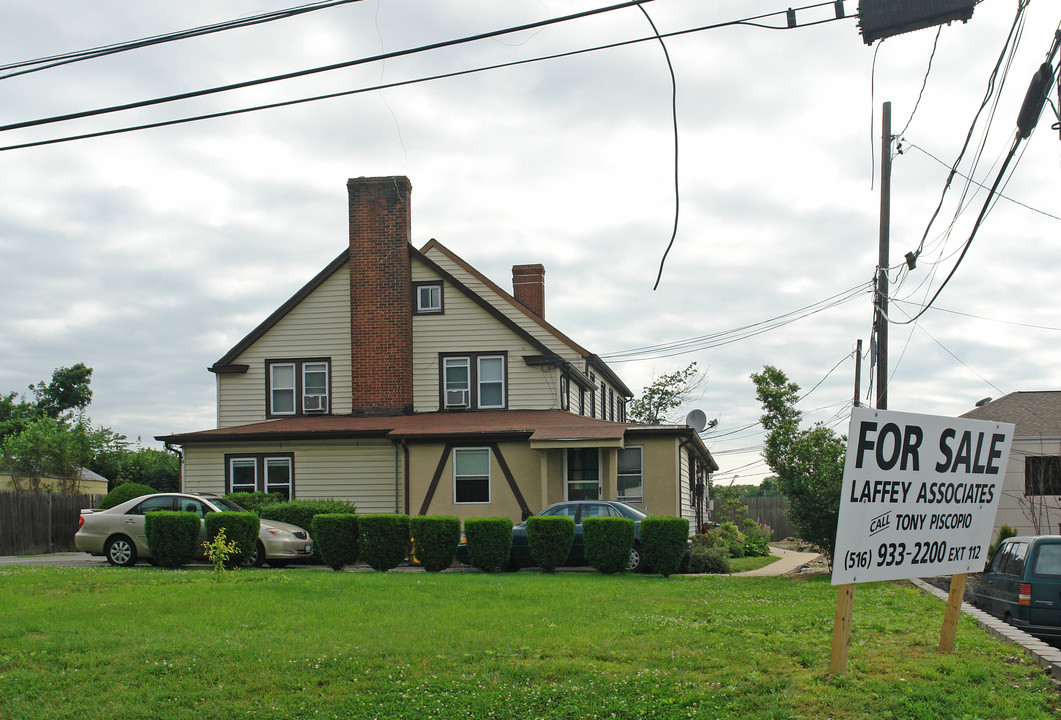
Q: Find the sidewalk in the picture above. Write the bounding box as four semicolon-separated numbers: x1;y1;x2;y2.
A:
733;546;822;577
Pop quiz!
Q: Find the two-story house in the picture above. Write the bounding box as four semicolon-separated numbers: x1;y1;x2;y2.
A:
158;176;717;525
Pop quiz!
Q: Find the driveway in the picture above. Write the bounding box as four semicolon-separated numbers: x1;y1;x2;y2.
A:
0;552;108;567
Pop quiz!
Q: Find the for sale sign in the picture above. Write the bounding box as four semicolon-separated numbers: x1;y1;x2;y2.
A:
831;407;1014;585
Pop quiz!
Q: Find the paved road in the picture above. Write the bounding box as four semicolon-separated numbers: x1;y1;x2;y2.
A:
0;552;108;567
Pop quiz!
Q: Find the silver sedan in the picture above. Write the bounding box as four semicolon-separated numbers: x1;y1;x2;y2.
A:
75;493;313;567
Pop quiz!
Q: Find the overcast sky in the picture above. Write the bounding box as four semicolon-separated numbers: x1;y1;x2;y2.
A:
1;0;1058;485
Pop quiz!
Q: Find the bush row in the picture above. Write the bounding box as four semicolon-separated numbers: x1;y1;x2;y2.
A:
144;510;260;568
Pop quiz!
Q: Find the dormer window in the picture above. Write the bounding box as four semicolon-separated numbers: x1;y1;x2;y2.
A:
267;359;330;416
414;282;443;314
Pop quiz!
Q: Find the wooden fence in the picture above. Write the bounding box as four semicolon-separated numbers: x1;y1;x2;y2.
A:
0;492;102;556
729;496;794;541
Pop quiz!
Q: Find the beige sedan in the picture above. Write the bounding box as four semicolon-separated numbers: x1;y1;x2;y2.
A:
75;493;313;567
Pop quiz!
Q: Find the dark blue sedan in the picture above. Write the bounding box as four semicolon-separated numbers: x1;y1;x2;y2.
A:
507;501;647;572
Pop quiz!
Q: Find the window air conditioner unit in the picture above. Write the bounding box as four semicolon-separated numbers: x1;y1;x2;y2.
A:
445;389;470;408
303;394;328;413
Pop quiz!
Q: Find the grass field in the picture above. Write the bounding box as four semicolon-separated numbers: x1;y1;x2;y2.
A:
1;565;1058;719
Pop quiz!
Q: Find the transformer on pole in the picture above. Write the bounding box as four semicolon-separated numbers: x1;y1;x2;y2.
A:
857;0;975;45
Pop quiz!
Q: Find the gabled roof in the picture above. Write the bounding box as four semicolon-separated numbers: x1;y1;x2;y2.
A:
960;391;1061;439
420;240;633;398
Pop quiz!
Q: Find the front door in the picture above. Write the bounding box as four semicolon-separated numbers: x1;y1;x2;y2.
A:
566;448;600;501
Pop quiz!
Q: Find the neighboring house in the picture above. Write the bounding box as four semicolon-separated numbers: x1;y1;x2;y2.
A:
961;391;1061;537
158;176;717;526
0;467;108;495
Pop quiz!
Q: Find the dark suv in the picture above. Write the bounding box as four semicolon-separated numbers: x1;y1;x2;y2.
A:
973;535;1061;641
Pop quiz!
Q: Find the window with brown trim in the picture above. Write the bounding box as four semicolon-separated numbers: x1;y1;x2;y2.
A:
225;453;295;500
266;358;330;416
439;352;507;410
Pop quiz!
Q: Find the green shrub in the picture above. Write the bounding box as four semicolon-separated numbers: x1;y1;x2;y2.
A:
98;482;156;510
463;517;513;572
716;521;747;558
359;514;410;572
741;518;772;557
260;499;357;563
410;516;460;572
225;491;285;514
310;514;359;571
689;545;731;574
582;516;635;574
205;512;260;565
144;511;201;568
990;524;1018;558
526;515;575;573
641;516;689;577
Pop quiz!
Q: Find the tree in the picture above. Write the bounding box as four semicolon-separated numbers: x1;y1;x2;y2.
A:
0;416;117;494
31;363;93;419
751;365;846;559
628;362;707;425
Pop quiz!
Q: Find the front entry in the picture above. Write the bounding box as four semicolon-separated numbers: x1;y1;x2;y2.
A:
566;448;600;500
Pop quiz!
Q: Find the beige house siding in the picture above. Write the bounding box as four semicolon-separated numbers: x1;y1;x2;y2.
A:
411;266;563;413
993;438;1061;536
217;267;353;427
408;441;543;522
182;438;401;514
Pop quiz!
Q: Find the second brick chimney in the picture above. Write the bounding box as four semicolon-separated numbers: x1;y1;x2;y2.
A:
348;176;413;415
512;264;545;318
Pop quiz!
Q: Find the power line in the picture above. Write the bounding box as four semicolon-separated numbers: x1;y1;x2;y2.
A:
0;1;852;153
0;0;366;80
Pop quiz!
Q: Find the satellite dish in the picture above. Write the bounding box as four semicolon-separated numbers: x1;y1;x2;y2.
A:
685;409;708;433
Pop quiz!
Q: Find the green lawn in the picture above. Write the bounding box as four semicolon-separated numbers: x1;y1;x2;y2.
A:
1;565;1058;719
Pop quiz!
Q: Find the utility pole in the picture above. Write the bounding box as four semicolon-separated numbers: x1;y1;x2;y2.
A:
853;339;863;408
875;102;892;411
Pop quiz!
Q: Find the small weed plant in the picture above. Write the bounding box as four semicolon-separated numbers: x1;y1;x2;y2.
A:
202;527;239;581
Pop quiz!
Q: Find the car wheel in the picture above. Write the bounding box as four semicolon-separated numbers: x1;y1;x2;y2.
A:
105;536;138;567
626;543;644;573
241;541;266;568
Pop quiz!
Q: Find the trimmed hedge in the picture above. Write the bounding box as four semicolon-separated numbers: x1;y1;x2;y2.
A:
410;516;460;572
311;514;359;571
145;511;201;568
98;482;156;510
641;516;689;577
583;516;635;574
690;544;731;574
359;514;410;572
526;515;574;573
259;499;357;563
463;517;513;572
205;512;260;565
225;491;285;514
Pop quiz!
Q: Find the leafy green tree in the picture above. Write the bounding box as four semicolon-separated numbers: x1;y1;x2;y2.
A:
629;362;706;425
1;416;117;493
32;363;93;419
750;365;845;559
90;442;179;492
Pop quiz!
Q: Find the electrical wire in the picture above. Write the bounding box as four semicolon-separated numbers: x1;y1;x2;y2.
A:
897;26;941;138
0;0;366;81
0;1;852;153
601;282;869;363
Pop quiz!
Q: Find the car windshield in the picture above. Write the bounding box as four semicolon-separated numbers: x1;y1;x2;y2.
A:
205;497;248;513
612;503;647;520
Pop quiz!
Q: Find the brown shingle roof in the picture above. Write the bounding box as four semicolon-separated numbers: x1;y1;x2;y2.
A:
960;391;1061;438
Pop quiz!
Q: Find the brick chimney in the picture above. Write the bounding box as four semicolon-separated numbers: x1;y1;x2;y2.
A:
348;176;413;415
512;264;545;318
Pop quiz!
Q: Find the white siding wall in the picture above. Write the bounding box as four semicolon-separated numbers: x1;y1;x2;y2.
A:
182;438;401;514
993;438;1061;536
411;261;565;412
217;267;352;427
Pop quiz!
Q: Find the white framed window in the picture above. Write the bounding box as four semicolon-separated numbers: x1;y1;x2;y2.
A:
267;359;330;416
303;362;329;413
269;363;296;415
617;446;643;503
415;283;443;314
477;356;505;409
227;454;295;500
443;357;471;408
229;458;258;494
454;447;491;504
264;457;293;500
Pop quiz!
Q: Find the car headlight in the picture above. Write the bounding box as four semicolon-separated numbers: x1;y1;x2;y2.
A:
266;528;294;539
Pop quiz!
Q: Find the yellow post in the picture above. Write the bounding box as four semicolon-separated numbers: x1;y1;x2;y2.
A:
938;573;968;653
829;583;857;674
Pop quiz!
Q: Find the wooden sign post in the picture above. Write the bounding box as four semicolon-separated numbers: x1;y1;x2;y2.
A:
829;583;857;673
938;573;968;653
